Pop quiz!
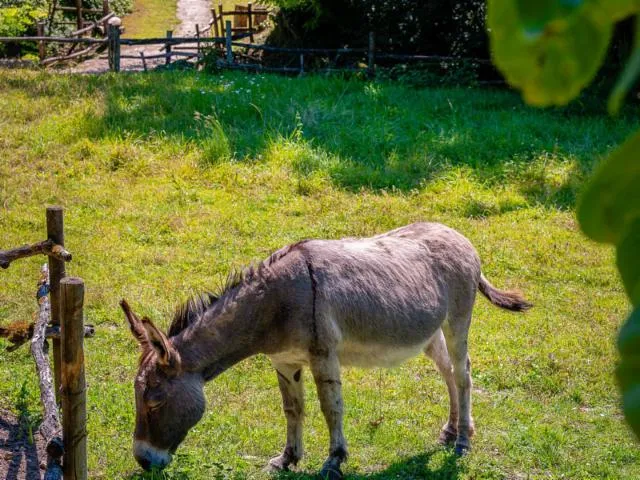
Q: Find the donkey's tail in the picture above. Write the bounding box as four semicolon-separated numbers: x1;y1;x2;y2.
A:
478;274;532;312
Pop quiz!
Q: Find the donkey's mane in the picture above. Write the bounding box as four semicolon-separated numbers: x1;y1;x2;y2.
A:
168;240;309;337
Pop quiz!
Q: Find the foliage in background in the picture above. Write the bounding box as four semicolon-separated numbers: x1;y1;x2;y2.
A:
0;0;46;57
0;0;132;58
488;0;640;439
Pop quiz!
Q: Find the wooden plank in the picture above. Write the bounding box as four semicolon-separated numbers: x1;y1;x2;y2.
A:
61;277;87;480
367;31;375;78
46;206;65;404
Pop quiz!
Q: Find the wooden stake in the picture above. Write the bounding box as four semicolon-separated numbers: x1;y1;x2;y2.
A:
61;277;87;480
166;30;173;65
196;24;201;56
212;10;220;40
75;0;83;31
140;51;147;71
248;2;254;44
218;3;224;40
225;21;232;64
37;21;46;62
46;206;65;403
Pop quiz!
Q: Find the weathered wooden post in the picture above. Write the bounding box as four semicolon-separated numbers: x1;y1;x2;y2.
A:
367;31;375;78
166;30;173;65
102;0;110;36
248;2;254;43
225;20;233;65
299;53;304;75
218;3;224;38
37;21;46;63
46;206;65;402
107;17;121;72
74;0;84;31
196;24;201;57
61;277;87;480
212;9;220;40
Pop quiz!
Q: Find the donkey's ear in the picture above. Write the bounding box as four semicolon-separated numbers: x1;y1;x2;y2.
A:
120;299;146;344
140;317;180;371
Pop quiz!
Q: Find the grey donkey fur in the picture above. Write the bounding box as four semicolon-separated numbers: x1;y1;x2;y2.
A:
121;222;532;478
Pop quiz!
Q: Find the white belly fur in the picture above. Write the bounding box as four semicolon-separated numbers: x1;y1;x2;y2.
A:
337;340;428;367
269;342;429;369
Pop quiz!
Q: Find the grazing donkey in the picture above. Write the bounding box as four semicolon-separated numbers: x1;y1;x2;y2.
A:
121;222;531;478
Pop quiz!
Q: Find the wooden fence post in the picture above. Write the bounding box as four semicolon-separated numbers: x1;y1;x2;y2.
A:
166;30;173;65
74;0;83;31
212;9;220;41
37;21;46;63
61;277;87;480
196;24;201;57
218;3;224;40
102;0;110;36
46;206;65;403
248;2;254;43
108;22;120;72
225;20;233;64
367;31;375;78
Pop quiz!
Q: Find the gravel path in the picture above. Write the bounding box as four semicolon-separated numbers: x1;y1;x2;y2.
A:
67;0;212;73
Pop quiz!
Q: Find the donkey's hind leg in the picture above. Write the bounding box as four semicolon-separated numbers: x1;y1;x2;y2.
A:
442;313;475;455
310;352;347;480
268;362;305;471
424;329;459;445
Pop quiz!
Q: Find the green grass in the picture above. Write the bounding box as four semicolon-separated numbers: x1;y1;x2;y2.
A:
0;69;639;479
121;0;179;38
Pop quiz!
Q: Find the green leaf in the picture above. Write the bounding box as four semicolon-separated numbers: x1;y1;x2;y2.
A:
617;307;640;439
578;130;640;245
617;218;640;305
609;15;640;115
488;0;617;106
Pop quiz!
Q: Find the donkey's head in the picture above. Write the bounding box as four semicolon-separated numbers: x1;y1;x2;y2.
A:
120;299;207;470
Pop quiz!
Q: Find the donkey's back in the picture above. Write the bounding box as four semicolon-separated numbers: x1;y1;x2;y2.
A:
293;223;482;361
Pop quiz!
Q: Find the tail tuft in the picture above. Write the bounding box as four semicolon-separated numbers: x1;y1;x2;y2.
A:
478;274;532;312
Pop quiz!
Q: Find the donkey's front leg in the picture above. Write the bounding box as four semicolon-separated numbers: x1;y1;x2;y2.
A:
268;363;305;471
310;353;347;480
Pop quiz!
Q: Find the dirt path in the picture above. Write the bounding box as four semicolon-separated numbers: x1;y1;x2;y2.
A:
0;408;47;480
67;0;212;73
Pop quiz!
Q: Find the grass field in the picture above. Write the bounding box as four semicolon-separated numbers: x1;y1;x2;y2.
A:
0;69;639;479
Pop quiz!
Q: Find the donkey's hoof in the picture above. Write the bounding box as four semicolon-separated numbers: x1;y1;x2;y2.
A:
265;455;290;473
454;442;470;456
438;426;457;446
318;467;343;480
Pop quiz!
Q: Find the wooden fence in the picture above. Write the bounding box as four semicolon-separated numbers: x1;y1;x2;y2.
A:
0;207;91;480
0;12;493;75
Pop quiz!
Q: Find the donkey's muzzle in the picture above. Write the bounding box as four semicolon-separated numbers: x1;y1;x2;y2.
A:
134;440;172;470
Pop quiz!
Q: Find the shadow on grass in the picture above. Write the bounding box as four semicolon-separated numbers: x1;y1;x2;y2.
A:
8;71;638;210
126;448;463;480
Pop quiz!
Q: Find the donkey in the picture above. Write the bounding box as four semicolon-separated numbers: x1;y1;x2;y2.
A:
121;222;531;478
